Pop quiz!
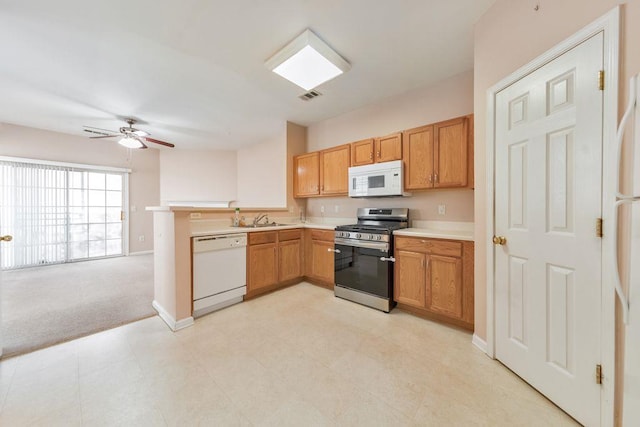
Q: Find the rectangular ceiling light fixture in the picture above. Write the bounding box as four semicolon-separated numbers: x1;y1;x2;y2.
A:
265;29;351;91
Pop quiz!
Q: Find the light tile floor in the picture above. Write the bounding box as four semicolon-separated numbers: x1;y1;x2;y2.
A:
0;283;579;426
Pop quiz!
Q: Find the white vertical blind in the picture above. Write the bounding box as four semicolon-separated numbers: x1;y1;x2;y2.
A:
0;160;125;269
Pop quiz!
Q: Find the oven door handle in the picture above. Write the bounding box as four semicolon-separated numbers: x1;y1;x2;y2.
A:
379;256;396;263
334;238;389;251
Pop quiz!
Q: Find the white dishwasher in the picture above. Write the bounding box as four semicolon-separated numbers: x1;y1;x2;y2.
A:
192;233;247;318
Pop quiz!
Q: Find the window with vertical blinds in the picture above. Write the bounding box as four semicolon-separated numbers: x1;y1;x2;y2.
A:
0;159;127;269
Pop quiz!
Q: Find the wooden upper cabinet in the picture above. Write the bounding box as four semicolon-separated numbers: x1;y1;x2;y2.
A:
293;152;320;197
434;117;468;188
351;134;402;167
403;116;470;191
375;132;402;163
320;144;350;195
403;124;434;190
351;138;375;166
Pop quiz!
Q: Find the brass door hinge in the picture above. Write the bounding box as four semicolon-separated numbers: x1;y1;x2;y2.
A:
596;218;603;237
596;364;603;384
121;210;125;221
598;70;605;91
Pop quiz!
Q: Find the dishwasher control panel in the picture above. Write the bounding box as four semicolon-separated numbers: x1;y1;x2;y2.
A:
193;233;247;253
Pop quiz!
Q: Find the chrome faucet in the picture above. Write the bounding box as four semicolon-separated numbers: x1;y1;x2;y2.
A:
253;213;269;225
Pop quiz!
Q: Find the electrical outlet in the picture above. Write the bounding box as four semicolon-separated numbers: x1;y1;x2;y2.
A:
138;235;145;242
190;212;202;219
438;205;446;215
334;205;339;213
320;205;325;213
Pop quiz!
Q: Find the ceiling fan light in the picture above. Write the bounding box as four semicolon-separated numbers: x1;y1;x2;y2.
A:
118;135;145;149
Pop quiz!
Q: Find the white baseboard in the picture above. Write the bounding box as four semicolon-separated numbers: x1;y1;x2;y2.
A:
472;333;488;354
130;250;153;256
152;300;194;331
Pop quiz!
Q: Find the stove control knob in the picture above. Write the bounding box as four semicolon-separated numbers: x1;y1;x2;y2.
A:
355;233;362;239
376;235;382;241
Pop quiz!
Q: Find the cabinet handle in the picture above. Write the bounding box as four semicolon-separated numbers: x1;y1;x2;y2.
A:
328;248;341;253
434;173;439;183
321;185;324;191
377;151;380;158
379;256;395;262
421;258;425;268
369;153;373;160
428;174;433;184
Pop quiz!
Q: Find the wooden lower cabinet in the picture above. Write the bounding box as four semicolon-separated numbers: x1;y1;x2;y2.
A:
248;243;278;291
246;229;302;298
395;250;426;307
279;239;301;282
394;236;473;329
304;229;335;287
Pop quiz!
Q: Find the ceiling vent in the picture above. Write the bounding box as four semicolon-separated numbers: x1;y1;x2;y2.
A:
299;90;322;101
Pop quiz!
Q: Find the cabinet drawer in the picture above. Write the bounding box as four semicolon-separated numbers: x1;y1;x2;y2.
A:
279;229;302;242
249;231;277;245
310;229;334;242
395;237;462;257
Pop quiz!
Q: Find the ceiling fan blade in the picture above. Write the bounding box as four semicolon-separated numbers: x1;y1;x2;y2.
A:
90;134;119;139
144;137;175;148
84;128;117;137
84;125;118;133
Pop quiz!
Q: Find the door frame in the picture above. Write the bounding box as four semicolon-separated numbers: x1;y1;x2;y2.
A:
484;7;619;426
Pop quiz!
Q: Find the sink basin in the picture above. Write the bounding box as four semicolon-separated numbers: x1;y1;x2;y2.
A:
240;222;291;228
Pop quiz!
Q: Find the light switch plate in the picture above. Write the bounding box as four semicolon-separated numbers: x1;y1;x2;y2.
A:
438;205;446;215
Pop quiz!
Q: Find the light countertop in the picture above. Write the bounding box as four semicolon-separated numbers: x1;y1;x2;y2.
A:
393;221;474;241
191;222;337;237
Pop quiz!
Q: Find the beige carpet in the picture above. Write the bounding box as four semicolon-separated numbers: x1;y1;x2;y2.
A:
1;254;155;358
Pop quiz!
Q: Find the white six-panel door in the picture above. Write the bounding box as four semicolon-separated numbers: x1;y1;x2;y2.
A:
494;32;604;426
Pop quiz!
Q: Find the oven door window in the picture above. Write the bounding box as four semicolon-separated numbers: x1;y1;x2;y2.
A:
334;244;390;298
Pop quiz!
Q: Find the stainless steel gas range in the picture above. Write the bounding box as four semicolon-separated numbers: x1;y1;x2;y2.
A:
332;208;409;312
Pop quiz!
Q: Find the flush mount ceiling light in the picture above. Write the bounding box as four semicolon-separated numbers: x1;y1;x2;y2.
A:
118;135;146;149
265;29;351;91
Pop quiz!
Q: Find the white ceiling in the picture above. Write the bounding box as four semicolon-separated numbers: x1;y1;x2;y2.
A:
0;0;495;150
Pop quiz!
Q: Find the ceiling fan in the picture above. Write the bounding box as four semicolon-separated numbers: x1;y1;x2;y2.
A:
83;119;175;149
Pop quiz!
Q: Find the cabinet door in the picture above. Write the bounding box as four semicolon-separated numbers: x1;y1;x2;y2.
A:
375;133;402;163
394;250;426;308
402;125;434;190
434;117;468;188
248;243;278;291
320;145;350;195
294;152;320;197
279;239;301;282
351;139;375;166
311;240;335;283
427;254;463;319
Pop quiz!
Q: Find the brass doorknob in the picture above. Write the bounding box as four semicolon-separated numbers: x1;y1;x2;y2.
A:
0;235;12;242
492;236;507;245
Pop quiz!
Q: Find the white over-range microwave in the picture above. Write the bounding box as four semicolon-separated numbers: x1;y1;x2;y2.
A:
348;160;409;198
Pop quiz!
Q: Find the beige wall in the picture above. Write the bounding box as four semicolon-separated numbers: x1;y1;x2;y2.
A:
474;0;639;340
237;123;287;207
159;149;237;205
306;70;474;223
0;123;158;253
